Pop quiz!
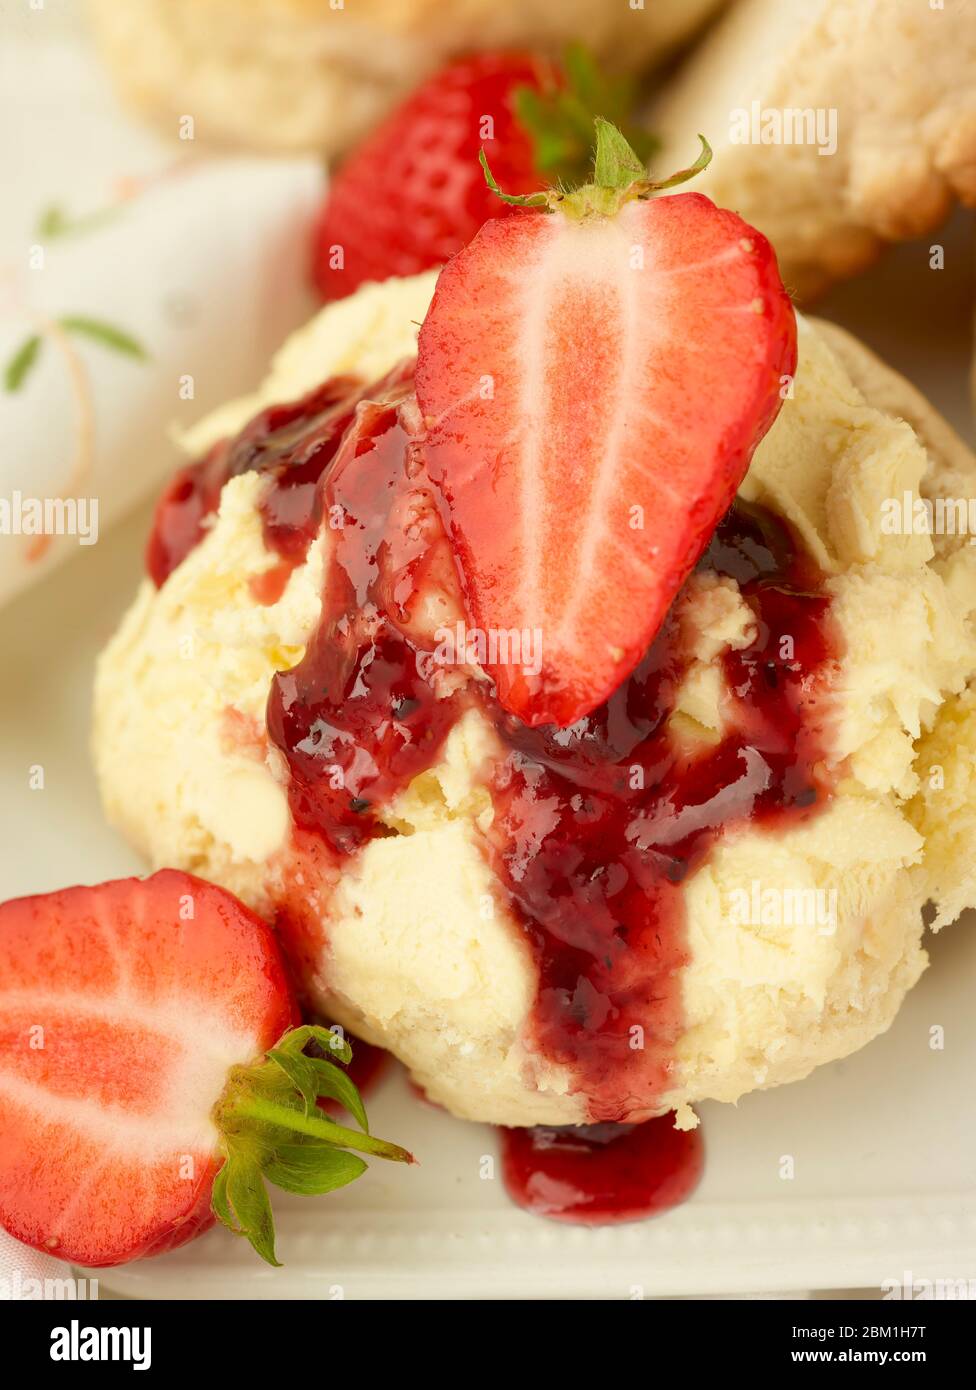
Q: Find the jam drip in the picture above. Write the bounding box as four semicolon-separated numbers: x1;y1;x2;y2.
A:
265;387;463;855
146;366;840;1224
500;1118;704;1225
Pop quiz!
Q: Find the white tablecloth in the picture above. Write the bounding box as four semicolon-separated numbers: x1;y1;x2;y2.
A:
0;21;324;607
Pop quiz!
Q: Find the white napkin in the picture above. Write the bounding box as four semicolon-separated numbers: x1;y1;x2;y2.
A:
0;1227;88;1300
0;26;324;607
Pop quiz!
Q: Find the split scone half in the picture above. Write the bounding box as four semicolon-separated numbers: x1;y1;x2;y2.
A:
652;0;976;299
86;0;725;156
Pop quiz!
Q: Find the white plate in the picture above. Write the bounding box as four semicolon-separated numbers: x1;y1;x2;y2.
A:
2;212;975;1300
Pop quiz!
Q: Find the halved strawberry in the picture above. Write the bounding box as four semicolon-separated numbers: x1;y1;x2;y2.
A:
0;871;411;1267
415;123;797;727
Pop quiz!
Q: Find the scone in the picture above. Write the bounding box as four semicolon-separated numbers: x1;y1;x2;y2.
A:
652;0;976;299
93;266;976;1128
86;0;724;155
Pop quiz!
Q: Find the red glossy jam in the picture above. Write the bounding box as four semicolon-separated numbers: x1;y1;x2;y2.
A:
146;373;398;588
266;386;464;856
483;500;835;1122
500;1118;704;1224
147;365;840;1226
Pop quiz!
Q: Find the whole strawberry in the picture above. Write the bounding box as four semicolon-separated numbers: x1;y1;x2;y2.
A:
311;46;653;300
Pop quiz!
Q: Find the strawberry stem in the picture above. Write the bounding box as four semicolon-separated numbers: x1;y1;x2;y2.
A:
478;150;550;209
210;1025;414;1266
481;120;712;221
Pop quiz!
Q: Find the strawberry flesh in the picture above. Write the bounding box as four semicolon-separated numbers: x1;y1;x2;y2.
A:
416;192;797;727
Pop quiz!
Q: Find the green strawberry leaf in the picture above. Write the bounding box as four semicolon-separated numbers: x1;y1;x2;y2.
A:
513;43;658;188
307;1056;370;1132
643;134;713;192
478;151;552;208
593;118;646;190
265;1145;367;1197
210;1158;235;1229
4;335;42;392
562;42;601;112
513;87;587;180
223;1148;280;1267
266;1047;320;1116
274;1022;353;1066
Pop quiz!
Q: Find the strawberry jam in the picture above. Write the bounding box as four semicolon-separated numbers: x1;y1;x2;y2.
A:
146;367;839;1226
265;386;465;856
483;499;835;1124
500;1117;703;1224
147;374;393;587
